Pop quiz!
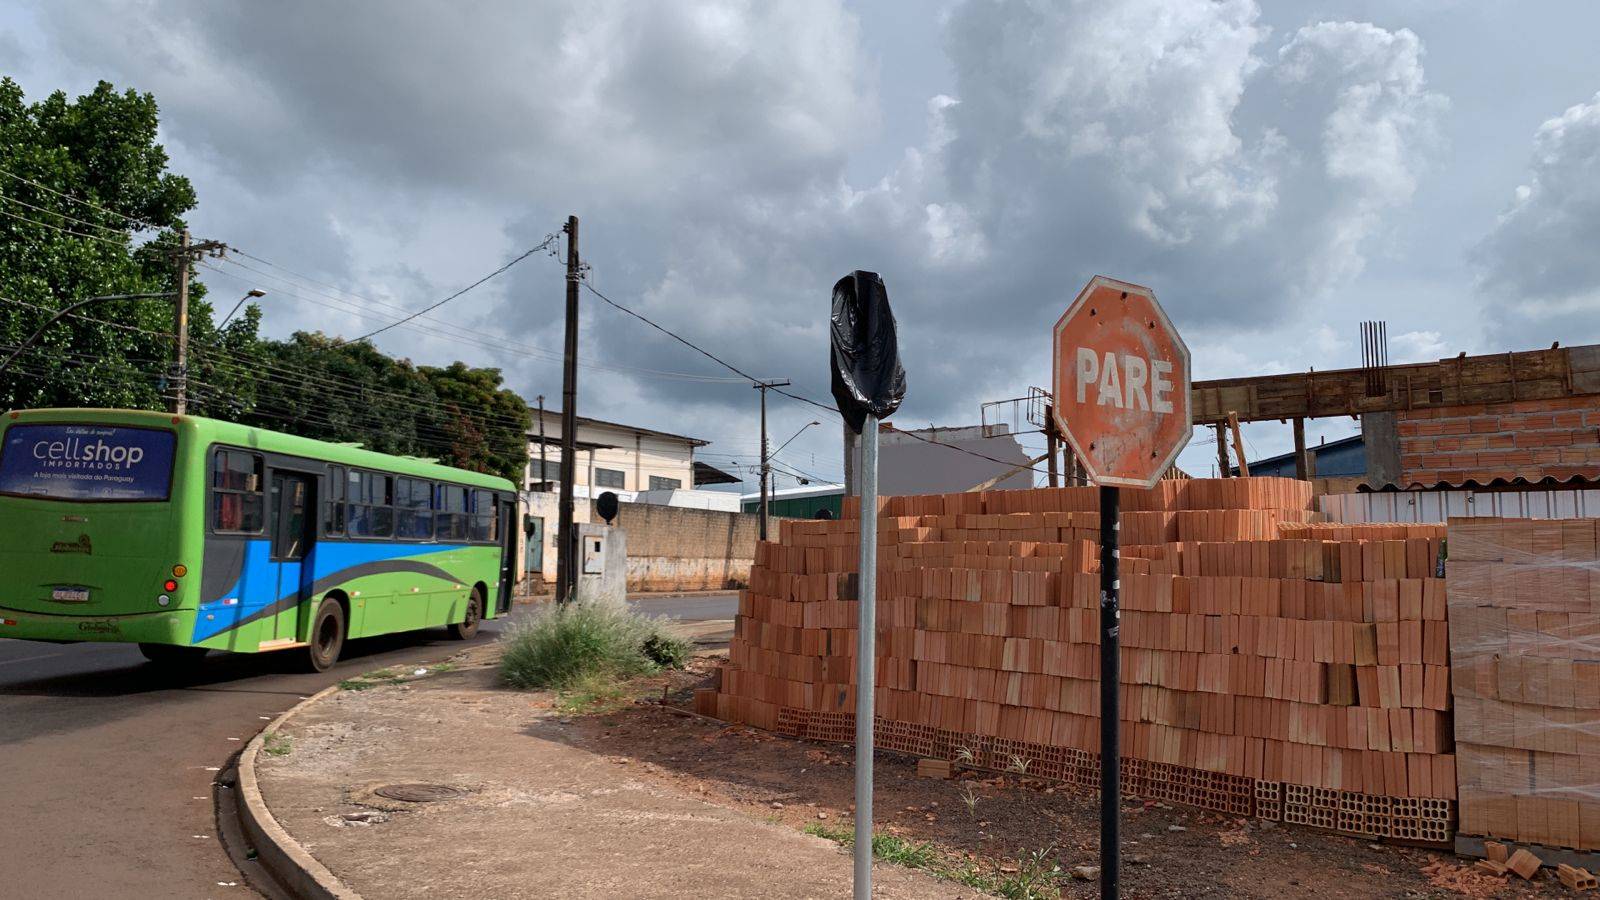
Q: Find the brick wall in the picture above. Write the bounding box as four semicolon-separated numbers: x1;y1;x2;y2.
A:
1396;396;1600;485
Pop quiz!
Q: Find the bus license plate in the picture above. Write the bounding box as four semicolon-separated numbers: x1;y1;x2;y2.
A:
51;587;90;603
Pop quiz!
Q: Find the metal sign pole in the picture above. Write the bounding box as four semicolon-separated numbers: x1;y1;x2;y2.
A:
1099;484;1121;897
853;413;880;899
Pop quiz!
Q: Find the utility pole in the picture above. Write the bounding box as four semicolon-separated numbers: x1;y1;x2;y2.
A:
556;216;580;603
537;394;547;491
843;425;859;496
173;229;191;414
754;379;791;541
1045;404;1060;488
165;229;227;415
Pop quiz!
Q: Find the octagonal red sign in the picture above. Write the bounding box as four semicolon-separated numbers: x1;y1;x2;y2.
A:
1051;276;1191;489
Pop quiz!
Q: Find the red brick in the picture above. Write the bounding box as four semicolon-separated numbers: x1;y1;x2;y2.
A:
1469;417;1502;433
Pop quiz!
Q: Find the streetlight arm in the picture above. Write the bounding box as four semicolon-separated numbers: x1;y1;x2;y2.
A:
0;292;177;378
772;420;821;458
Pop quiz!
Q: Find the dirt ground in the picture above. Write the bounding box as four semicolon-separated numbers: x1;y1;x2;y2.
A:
257;641;1572;899
576;660;1565;900
254;648;970;899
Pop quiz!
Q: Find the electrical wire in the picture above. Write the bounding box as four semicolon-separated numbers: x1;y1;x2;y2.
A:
333;233;562;346
0;165;166;231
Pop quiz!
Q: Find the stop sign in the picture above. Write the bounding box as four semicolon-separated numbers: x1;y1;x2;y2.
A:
1051;276;1191;489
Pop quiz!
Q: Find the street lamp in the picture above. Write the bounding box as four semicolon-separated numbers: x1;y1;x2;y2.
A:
218;288;267;329
774;420;821;458
0;291;178;378
759;419;821;539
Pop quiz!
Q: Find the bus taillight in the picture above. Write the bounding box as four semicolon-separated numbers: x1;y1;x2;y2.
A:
172;565;187;578
163;579;178;592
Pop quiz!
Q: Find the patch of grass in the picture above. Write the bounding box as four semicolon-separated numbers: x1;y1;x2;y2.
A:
428;662;456;674
499;595;687;691
801;824;940;869
554;670;631;714
950;847;1062;900
804;823;1060;898
338;668;407;691
262;730;293;758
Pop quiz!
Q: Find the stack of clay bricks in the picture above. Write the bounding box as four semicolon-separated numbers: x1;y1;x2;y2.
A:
1396;396;1600;486
706;476;1458;843
1449;517;1600;854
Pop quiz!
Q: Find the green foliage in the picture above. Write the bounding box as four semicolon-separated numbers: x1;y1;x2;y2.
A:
499;597;687;691
0;77;531;482
262;730;293;758
0;77;224;412
802;823;1062;898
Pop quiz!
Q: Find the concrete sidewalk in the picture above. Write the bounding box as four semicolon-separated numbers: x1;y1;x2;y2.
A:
254;648;975;899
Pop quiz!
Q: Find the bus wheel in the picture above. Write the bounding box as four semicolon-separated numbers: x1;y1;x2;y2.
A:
306;598;346;673
449;588;483;641
138;643;207;666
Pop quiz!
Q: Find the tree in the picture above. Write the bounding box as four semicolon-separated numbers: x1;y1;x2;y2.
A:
0;77;259;413
246;333;530;482
0;78;530;483
418;361;531;479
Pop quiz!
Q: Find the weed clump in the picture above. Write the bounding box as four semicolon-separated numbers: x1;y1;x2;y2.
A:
499;596;689;691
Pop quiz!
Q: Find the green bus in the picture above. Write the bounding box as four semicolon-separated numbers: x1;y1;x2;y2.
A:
0;408;518;671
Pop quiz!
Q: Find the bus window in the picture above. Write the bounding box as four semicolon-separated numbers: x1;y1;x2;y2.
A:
437;484;469;540
470;490;497;542
395;477;434;540
348;471;394;538
212;449;265;533
324;466;346;536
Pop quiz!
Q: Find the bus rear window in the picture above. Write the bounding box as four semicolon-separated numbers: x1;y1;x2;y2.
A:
0;423;177;501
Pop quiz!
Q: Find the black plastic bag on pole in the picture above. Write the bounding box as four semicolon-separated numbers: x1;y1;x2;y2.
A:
829;270;906;434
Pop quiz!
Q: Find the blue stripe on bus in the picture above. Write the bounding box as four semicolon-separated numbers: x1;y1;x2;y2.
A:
192;540;468;644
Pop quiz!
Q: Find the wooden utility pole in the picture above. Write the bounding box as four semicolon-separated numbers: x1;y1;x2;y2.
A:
556;216;580;603
1215;423;1230;477
1228;412;1249;477
755;379;791;541
172;229;191;414
165;230;227;415
1045;404;1060;488
1292;417;1309;481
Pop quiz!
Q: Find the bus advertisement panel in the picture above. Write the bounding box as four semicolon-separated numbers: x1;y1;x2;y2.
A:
0;423;176;501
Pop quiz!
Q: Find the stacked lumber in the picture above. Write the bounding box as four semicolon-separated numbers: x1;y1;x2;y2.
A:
712;477;1458;842
1449;517;1600;852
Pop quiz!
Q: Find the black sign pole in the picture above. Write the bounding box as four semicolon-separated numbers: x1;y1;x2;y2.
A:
1099;483;1121;897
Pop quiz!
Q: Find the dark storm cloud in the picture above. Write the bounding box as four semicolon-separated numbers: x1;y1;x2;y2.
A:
14;0;1459;475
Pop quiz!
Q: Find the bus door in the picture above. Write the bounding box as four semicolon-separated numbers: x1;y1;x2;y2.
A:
497;497;515;614
269;471;316;643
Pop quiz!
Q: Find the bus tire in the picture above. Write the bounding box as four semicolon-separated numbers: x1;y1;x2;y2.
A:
449;587;483;641
306;597;346;673
138;643;207;666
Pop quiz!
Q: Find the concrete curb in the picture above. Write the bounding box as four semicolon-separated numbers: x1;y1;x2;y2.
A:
237;685;362;900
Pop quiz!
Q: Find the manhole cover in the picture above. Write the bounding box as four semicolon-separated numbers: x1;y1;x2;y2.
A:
373;783;467;803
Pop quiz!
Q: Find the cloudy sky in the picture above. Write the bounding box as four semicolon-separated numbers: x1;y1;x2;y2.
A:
5;0;1600;486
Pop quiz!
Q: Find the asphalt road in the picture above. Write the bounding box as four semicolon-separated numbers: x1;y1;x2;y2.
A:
0;592;737;900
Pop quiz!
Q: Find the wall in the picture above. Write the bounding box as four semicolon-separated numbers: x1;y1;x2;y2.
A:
609;500;759;592
519;493;758;592
1396;396;1600;485
849;424;1033;495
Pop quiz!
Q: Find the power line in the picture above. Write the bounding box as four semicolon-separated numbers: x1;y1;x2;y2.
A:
199;257;749;384
0;205;136;248
578;278;840;417
0;165;166;231
334;233;562;346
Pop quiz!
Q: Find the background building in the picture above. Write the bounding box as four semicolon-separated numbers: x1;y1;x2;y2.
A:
526;411;706;500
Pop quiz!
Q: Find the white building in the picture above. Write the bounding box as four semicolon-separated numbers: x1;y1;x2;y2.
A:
526;411;709;500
